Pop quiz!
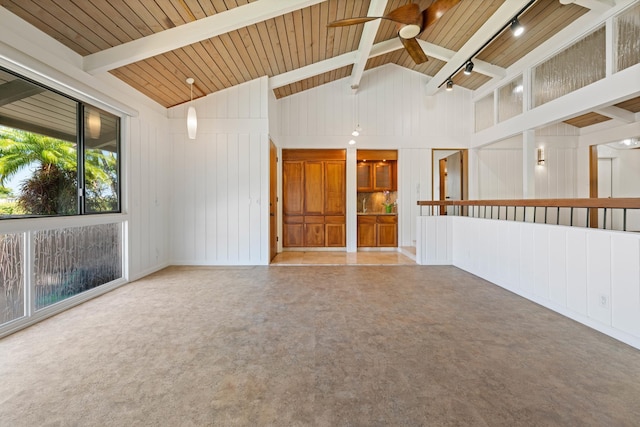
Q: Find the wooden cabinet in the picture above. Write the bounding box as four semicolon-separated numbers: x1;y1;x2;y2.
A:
282;150;346;248
283;161;304;215
374;162;394;190
357;162;373;191
357;161;396;191
357;214;397;247
357;215;377;247
377;215;398;247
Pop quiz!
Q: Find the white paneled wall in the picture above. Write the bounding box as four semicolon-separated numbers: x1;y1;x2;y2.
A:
398;149;431;247
273;64;472;149
534;143;578;199
477;149;524;199
449;216;640;349
169;78;270;265
127;110;172;280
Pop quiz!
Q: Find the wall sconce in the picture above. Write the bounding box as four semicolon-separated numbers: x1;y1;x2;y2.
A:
537;148;545;165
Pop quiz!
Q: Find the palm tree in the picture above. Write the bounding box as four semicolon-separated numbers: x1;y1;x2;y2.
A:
0;126;118;214
0;127;77;186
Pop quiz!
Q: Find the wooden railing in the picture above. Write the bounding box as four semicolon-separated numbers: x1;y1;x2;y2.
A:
417;198;640;231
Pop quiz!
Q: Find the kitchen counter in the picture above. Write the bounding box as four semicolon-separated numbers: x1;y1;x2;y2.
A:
357;212;397;215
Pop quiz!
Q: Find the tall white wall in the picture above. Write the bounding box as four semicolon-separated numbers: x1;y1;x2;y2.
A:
168;78;270;265
398;148;432;247
273;64;472;149
478;149;524;199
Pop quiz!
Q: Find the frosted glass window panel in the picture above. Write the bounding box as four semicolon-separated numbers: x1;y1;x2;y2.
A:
0;233;24;324
614;3;640;72
533;26;605;107
34;223;121;310
498;76;524;123
475;93;494;132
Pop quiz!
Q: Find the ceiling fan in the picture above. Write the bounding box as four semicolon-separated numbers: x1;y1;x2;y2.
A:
327;0;461;64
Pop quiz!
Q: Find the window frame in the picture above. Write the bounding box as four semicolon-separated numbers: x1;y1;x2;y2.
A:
0;66;122;219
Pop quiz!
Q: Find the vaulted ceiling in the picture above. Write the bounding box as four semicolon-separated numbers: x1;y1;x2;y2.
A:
3;0;616;110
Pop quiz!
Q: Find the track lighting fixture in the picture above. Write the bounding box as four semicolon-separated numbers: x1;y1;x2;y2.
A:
437;0;535;92
186;77;197;140
463;61;474;75
511;18;524;37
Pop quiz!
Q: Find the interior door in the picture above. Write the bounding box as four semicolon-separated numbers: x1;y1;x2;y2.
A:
269;141;277;261
445;151;462;215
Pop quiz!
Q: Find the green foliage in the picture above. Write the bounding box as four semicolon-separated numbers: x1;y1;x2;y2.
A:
0;127;118;215
17;164;77;215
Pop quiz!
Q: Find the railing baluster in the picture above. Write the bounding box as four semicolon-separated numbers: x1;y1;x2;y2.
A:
570;207;574;226
544;207;548;224
603;208;607;230
557;207;560;225
586;208;590;228
624;209;627;231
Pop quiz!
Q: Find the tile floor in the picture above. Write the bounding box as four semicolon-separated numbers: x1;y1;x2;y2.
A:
271;248;416;265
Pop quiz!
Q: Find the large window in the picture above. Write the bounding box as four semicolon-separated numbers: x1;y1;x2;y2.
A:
0;67;120;218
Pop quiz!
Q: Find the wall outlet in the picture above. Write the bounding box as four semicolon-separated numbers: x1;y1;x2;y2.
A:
599;295;609;308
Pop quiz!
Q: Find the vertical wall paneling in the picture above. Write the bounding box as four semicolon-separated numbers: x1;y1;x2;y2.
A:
422;217;640;349
216;136;229;262
128;110;172;280
274;65;472;148
398;149;431;248
611;235;640;337
566;228;588;316
548;227;568;306
169;77;270;265
205;139;218;261
587;232;613;326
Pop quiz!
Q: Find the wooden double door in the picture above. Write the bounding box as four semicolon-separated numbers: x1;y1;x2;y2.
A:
283;149;346;247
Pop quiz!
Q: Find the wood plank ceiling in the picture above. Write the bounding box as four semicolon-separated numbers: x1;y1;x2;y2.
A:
0;0;622;116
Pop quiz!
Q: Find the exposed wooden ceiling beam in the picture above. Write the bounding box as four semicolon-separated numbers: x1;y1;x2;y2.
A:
269;51;358;90
349;0;388;92
424;0;532;96
269;36;507;91
83;0;326;75
597;106;636;123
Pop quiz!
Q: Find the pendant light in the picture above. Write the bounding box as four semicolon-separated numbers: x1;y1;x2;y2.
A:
87;108;101;139
186;77;197;140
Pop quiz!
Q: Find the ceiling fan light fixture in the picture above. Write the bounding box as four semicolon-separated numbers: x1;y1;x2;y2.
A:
464;61;474;75
186;77;197;140
511;18;524;37
445;79;453;91
398;24;421;39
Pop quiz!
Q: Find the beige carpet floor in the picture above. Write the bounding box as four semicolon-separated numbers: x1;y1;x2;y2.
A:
1;265;639;426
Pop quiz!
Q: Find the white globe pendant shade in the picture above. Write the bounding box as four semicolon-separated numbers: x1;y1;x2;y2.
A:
187;105;197;139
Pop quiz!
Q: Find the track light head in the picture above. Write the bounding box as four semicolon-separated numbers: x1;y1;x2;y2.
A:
511;18;524;37
464;61;474;75
445;79;453;91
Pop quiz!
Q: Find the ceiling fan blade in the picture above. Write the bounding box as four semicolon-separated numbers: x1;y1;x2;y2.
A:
384;3;421;25
327;17;379;27
400;36;428;64
422;0;461;29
